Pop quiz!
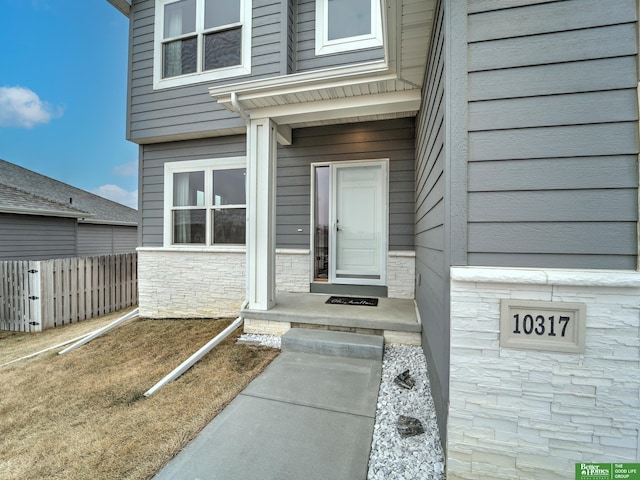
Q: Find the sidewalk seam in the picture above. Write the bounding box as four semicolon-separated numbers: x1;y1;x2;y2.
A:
239;392;377;420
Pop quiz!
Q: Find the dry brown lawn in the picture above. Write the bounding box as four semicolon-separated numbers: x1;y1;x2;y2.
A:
0;310;279;479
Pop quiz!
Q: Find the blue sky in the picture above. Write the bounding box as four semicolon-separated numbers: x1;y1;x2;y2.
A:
0;0;138;209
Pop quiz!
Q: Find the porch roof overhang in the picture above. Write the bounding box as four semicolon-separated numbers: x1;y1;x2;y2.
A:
106;0;131;17
208;61;422;139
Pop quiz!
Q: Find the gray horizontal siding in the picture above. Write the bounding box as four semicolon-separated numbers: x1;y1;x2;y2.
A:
129;0;285;143
468;0;634;41
469;23;637;72
468;156;639;192
295;0;385;73
467;0;557;13
466;0;638;270
77;225;138;256
468;253;635;270
468;223;637;255
414;0;448;444
468;190;638;222
141;120;415;250
469;90;637;131
0;214;77;261
277;118;415;250
469;56;638;102
140;136;247;247
113;226;139;253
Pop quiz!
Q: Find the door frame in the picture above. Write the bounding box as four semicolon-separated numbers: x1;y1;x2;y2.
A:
310;158;389;287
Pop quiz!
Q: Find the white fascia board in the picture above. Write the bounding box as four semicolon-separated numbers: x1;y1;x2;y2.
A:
250;90;421;126
209;60;392;101
106;0;131;17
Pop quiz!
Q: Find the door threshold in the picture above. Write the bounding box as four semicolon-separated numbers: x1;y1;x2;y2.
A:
310;283;388;298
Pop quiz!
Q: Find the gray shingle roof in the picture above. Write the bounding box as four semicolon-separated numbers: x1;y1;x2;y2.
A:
0;159;138;225
0;183;88;218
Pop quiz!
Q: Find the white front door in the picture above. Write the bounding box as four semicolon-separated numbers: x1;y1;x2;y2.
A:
329;161;387;285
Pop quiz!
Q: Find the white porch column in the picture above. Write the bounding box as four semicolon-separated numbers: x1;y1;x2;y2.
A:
246;118;277;310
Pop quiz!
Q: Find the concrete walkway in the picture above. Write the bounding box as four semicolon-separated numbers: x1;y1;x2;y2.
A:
153;330;383;480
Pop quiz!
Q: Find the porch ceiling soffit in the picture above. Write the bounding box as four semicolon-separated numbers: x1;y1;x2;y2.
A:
106;0;131;17
209;64;422;134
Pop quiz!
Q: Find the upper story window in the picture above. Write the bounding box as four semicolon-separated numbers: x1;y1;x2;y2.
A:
164;158;246;247
315;0;383;56
154;0;252;89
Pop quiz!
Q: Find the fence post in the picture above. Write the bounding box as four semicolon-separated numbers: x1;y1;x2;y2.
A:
18;262;27;332
0;262;9;330
40;260;54;330
69;257;78;324
0;262;6;330
27;261;42;333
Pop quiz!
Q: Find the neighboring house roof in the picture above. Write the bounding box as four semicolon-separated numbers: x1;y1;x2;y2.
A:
0;159;138;226
0;183;88;219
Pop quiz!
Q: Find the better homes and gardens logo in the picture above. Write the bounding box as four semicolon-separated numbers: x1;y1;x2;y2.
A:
576;463;640;480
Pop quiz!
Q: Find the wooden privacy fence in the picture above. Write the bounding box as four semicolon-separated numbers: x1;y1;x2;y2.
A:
0;253;137;332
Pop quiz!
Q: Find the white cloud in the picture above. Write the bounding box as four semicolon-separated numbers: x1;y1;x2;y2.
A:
93;184;138;210
113;160;138;177
0;86;62;128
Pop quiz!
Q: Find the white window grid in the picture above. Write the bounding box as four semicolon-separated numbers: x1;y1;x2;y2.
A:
163;157;247;248
153;0;252;89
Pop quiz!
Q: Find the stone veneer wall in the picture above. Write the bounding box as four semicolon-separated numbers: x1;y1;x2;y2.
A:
388;251;416;299
138;248;246;318
276;249;310;293
277;249;416;299
138;248;417;318
447;266;640;480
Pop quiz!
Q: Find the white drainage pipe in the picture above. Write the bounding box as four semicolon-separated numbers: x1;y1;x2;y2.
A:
144;315;244;397
58;308;139;355
0;332;91;367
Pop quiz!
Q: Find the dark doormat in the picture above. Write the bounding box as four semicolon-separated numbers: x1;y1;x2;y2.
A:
325;296;379;307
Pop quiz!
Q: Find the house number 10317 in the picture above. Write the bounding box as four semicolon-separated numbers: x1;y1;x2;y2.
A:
500;300;586;353
512;313;570;337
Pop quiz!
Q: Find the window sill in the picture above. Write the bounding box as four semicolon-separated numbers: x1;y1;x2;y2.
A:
153;64;252;90
315;36;383;56
138;246;246;254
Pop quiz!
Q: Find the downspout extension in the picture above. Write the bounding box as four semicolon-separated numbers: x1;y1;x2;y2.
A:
144;299;250;397
143;314;245;397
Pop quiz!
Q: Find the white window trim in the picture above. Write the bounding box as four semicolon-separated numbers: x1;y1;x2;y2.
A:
315;0;383;56
153;0;252;90
163;157;247;249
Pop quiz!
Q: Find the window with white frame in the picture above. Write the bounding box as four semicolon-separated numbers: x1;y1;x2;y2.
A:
164;158;246;247
315;0;383;56
153;0;252;89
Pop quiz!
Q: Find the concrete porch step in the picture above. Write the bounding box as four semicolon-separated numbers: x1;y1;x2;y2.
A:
242;293;421;345
282;328;384;361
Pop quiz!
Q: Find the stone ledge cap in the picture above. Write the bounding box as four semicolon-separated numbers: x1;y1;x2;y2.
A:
451;266;640;288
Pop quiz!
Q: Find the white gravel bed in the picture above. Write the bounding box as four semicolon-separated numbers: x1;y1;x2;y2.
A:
236;334;445;478
367;344;445;480
237;333;282;350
